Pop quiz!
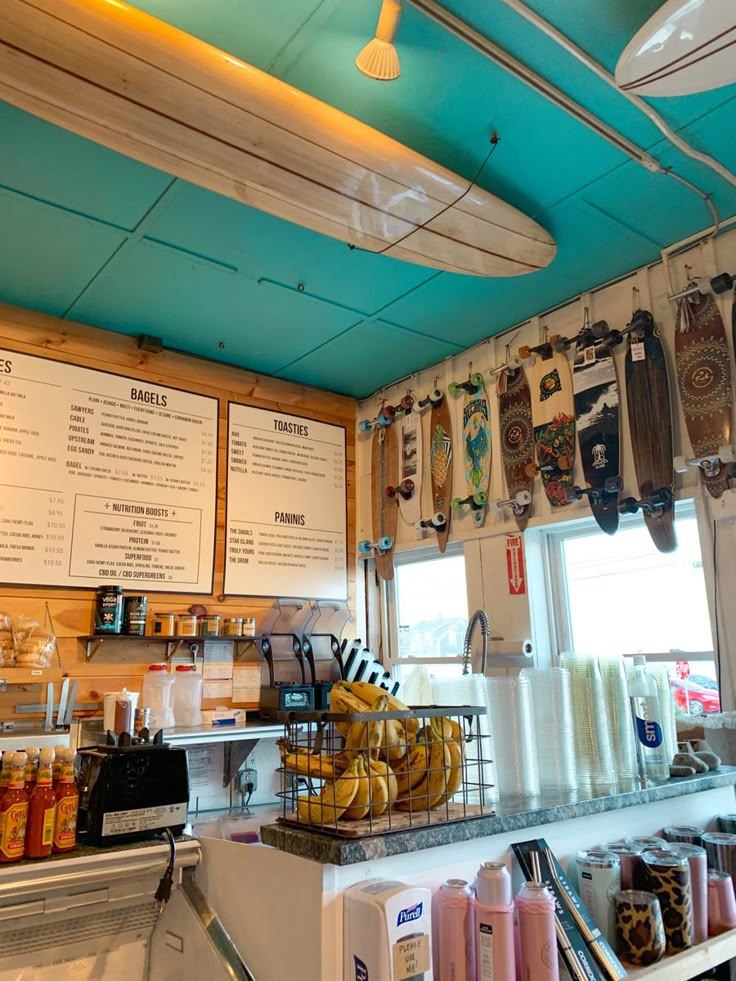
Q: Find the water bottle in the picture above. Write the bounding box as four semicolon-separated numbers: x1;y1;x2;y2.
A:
628;655;670;783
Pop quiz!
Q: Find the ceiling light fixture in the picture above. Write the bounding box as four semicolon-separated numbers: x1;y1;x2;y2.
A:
356;0;403;81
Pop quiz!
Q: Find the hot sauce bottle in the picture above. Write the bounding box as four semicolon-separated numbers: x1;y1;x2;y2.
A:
53;752;79;853
0;751;12;805
0;753;29;863
25;748;56;860
52;745;66;789
24;747;40;796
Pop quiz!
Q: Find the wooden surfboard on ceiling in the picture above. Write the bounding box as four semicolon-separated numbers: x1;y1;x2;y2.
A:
0;0;556;278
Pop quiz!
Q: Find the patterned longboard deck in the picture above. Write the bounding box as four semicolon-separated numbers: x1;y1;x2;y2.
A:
461;386;491;527
397;411;422;525
430;397;453;552
676;292;733;499
371;422;398;580
625;312;676;553
527;352;575;507
573;340;621;535
498;365;534;531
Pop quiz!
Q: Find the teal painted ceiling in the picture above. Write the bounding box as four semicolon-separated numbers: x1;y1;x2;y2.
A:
1;0;736;397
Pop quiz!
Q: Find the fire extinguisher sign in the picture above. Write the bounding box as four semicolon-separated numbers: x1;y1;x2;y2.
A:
506;534;526;595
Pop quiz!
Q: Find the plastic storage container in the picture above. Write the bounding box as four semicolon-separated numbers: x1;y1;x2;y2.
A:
141;664;175;731
172;665;203;727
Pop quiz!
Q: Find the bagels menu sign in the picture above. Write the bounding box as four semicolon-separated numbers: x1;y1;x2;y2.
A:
0;350;217;591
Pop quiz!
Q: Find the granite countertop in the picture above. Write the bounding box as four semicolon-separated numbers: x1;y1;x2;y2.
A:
260;766;736;866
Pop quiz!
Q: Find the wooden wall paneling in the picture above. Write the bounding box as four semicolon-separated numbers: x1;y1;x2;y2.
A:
0;303;357;720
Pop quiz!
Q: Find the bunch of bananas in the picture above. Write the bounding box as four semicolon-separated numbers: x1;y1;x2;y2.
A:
281;680;464;827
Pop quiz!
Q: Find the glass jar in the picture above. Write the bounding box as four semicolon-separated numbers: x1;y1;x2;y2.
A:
242;617;256;638
153;613;175;636
202;615;221;638
175;614;199;637
223;618;244;637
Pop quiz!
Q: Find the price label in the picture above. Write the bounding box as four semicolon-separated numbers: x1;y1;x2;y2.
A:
631;342;646;362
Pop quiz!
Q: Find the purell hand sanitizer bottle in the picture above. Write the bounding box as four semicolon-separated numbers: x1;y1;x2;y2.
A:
344;879;433;980
629;655;670;783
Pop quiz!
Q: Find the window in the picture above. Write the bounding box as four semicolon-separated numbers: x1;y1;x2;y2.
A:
547;502;718;715
386;548;468;684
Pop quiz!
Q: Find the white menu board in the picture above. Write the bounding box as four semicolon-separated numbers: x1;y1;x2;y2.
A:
225;404;347;600
0;350;218;592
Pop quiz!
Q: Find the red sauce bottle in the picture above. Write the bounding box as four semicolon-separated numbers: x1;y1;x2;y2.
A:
0;751;12;806
53;755;79;853
24;747;40;796
52;745;66;790
0;753;29;863
25;748;56;859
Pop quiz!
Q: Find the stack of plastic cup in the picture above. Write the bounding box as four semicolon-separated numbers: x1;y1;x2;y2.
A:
648;663;678;766
599;654;638;787
560;653;616;796
431;673;497;803
487;676;540;801
521;667;577;795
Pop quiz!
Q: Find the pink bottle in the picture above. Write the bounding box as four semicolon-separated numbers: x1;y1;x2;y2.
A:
707;870;736;935
474;862;515;981
437;879;476;981
671;844;708;945
516;882;559;981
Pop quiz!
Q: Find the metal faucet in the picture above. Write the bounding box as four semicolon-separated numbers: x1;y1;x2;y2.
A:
462;609;490;675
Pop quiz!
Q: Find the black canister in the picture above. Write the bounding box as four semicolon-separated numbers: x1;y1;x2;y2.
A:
123;595;148;636
95;585;124;634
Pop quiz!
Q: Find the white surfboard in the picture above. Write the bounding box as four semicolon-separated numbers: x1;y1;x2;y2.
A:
616;0;736;97
0;0;556;278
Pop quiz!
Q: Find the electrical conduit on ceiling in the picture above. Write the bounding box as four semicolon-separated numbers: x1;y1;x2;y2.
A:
498;0;736;191
404;0;724;226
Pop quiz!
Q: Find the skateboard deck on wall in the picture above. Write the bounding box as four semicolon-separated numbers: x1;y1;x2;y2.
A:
452;378;491;527
370;422;398;580
573;334;621;535
526;351;576;508
430;394;453;553
675;290;733;499
498;363;534;531
396;409;422;525
625;310;676;553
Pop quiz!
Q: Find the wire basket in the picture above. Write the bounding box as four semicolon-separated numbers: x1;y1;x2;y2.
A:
276;704;493;837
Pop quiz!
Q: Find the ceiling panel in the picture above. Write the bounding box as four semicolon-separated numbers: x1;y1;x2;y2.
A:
68;239;362;375
128;0;325;70
0;103;172;230
0;191;126;315
145;183;436;313
276;319;464;396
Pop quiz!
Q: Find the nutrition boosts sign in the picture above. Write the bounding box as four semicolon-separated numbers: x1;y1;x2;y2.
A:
225;403;347;600
0;349;218;591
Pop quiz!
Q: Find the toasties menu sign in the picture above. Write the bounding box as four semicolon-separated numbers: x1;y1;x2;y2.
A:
225;404;347;600
0;350;217;592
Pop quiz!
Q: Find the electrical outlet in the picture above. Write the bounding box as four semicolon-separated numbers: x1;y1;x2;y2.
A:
242;767;258;793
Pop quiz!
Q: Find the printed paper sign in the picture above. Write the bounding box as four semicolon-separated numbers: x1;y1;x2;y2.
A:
506;533;526;595
0;349;217;591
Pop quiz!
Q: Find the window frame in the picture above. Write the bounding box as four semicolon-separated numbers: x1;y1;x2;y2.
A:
544;499;715;664
383;542;468;677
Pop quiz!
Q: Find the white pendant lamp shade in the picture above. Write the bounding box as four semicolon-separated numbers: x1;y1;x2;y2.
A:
615;0;736;97
356;0;403;80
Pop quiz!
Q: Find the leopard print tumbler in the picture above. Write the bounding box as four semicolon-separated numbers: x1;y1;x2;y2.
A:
639;848;692;954
615;890;665;967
